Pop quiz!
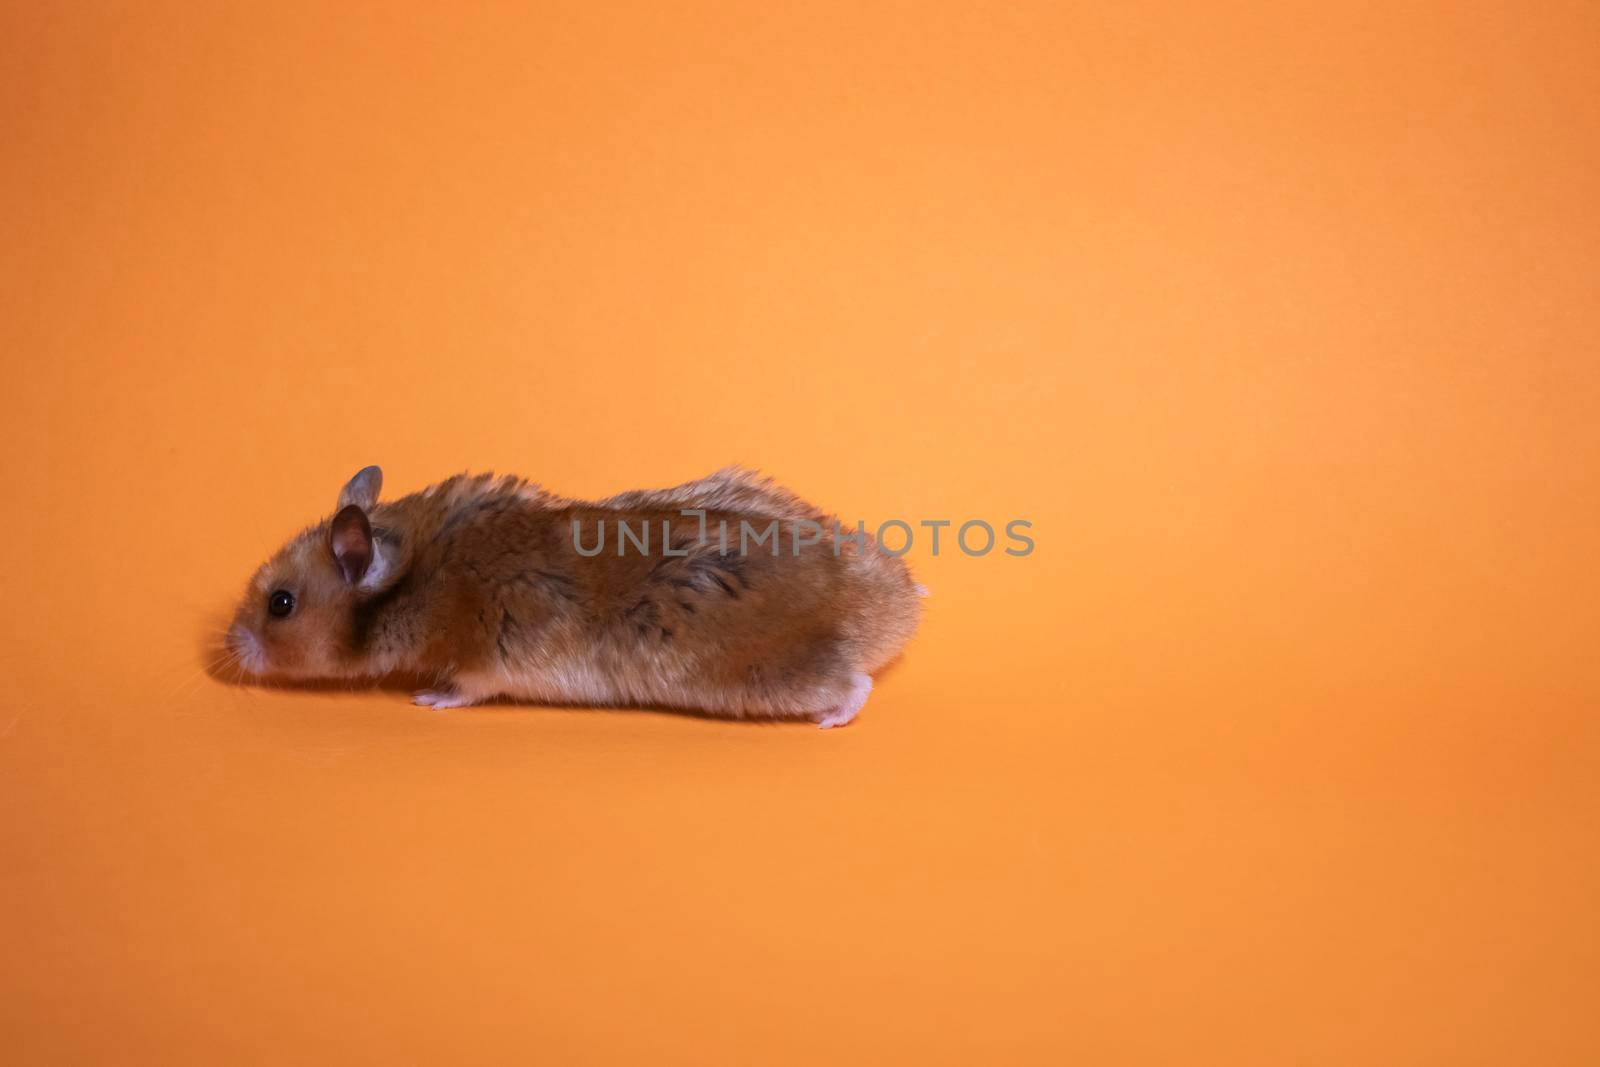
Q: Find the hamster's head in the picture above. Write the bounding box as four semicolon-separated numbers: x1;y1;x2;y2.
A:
226;466;408;681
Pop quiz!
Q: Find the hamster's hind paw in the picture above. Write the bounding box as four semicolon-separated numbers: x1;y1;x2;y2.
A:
816;673;872;730
413;686;475;710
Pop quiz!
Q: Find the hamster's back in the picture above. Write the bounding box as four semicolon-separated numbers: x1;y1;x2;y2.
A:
598;467;921;676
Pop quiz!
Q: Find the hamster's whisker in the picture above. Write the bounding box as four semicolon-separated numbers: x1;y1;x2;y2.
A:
166;647;235;697
164;669;202;701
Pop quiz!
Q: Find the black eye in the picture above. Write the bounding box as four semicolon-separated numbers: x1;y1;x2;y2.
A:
267;589;295;618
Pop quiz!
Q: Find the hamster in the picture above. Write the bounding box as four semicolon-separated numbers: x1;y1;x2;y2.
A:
224;466;922;728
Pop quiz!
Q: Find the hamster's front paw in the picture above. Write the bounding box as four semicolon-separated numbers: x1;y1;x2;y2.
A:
815;673;873;730
413;686;475;710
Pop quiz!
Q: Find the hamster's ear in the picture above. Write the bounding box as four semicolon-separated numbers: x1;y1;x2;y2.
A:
330;504;373;585
338;466;383;511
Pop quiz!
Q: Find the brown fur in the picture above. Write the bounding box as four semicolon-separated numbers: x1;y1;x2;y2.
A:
226;467;921;725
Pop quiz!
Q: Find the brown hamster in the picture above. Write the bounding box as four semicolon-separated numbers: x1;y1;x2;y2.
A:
225;466;922;728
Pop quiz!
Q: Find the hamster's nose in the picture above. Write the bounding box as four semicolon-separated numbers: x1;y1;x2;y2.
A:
227;624;265;674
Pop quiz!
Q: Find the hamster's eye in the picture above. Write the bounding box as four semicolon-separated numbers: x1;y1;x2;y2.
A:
267;589;295;618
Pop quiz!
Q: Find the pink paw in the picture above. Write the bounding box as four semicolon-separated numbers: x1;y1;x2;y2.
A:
817;673;872;730
413;687;474;710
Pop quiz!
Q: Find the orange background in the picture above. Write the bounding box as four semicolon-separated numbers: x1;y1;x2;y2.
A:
3;3;1598;1063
